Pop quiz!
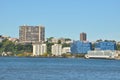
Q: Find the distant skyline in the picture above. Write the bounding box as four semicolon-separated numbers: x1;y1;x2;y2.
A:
0;0;120;41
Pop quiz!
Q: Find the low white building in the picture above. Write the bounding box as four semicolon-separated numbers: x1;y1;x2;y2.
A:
85;50;118;59
51;38;58;43
52;44;62;56
0;38;3;42
33;43;47;56
8;38;18;42
62;47;71;54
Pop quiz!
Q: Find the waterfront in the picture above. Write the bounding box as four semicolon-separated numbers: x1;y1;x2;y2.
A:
0;57;120;80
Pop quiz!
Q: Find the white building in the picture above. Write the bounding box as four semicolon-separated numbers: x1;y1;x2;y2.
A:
51;38;58;43
8;38;18;42
33;43;47;56
62;47;71;54
0;38;3;42
65;40;73;44
52;44;62;56
85;50;118;59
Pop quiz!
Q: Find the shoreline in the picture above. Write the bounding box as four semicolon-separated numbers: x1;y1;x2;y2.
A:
0;56;119;60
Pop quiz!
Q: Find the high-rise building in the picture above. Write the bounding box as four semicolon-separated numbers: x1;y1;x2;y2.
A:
80;32;87;41
33;43;47;56
52;44;62;56
19;25;45;43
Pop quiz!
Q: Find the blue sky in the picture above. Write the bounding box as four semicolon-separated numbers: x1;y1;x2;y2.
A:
0;0;120;41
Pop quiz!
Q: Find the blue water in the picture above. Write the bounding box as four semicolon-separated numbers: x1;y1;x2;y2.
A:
0;57;120;80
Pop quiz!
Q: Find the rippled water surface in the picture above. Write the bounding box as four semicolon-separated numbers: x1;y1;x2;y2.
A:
0;57;120;80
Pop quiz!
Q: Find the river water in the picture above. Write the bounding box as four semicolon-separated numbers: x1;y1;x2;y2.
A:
0;57;120;80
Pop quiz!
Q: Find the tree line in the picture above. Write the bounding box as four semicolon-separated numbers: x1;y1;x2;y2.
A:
0;39;32;56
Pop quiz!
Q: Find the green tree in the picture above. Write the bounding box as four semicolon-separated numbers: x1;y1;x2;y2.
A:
92;43;95;50
46;42;54;54
65;38;71;41
62;43;71;48
96;39;102;42
24;43;32;52
47;37;54;43
0;39;33;56
2;39;15;52
117;44;120;50
58;40;61;44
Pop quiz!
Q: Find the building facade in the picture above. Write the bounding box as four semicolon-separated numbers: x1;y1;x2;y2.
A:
51;38;59;43
33;43;47;56
52;44;62;56
95;41;116;50
0;35;4;42
85;50;118;59
62;47;71;54
71;41;92;54
19;25;45;43
80;32;87;41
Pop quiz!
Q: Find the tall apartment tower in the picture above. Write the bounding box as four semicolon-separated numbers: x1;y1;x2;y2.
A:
80;32;87;41
19;25;45;43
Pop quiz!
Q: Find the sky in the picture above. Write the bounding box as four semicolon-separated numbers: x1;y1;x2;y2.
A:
0;0;120;41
